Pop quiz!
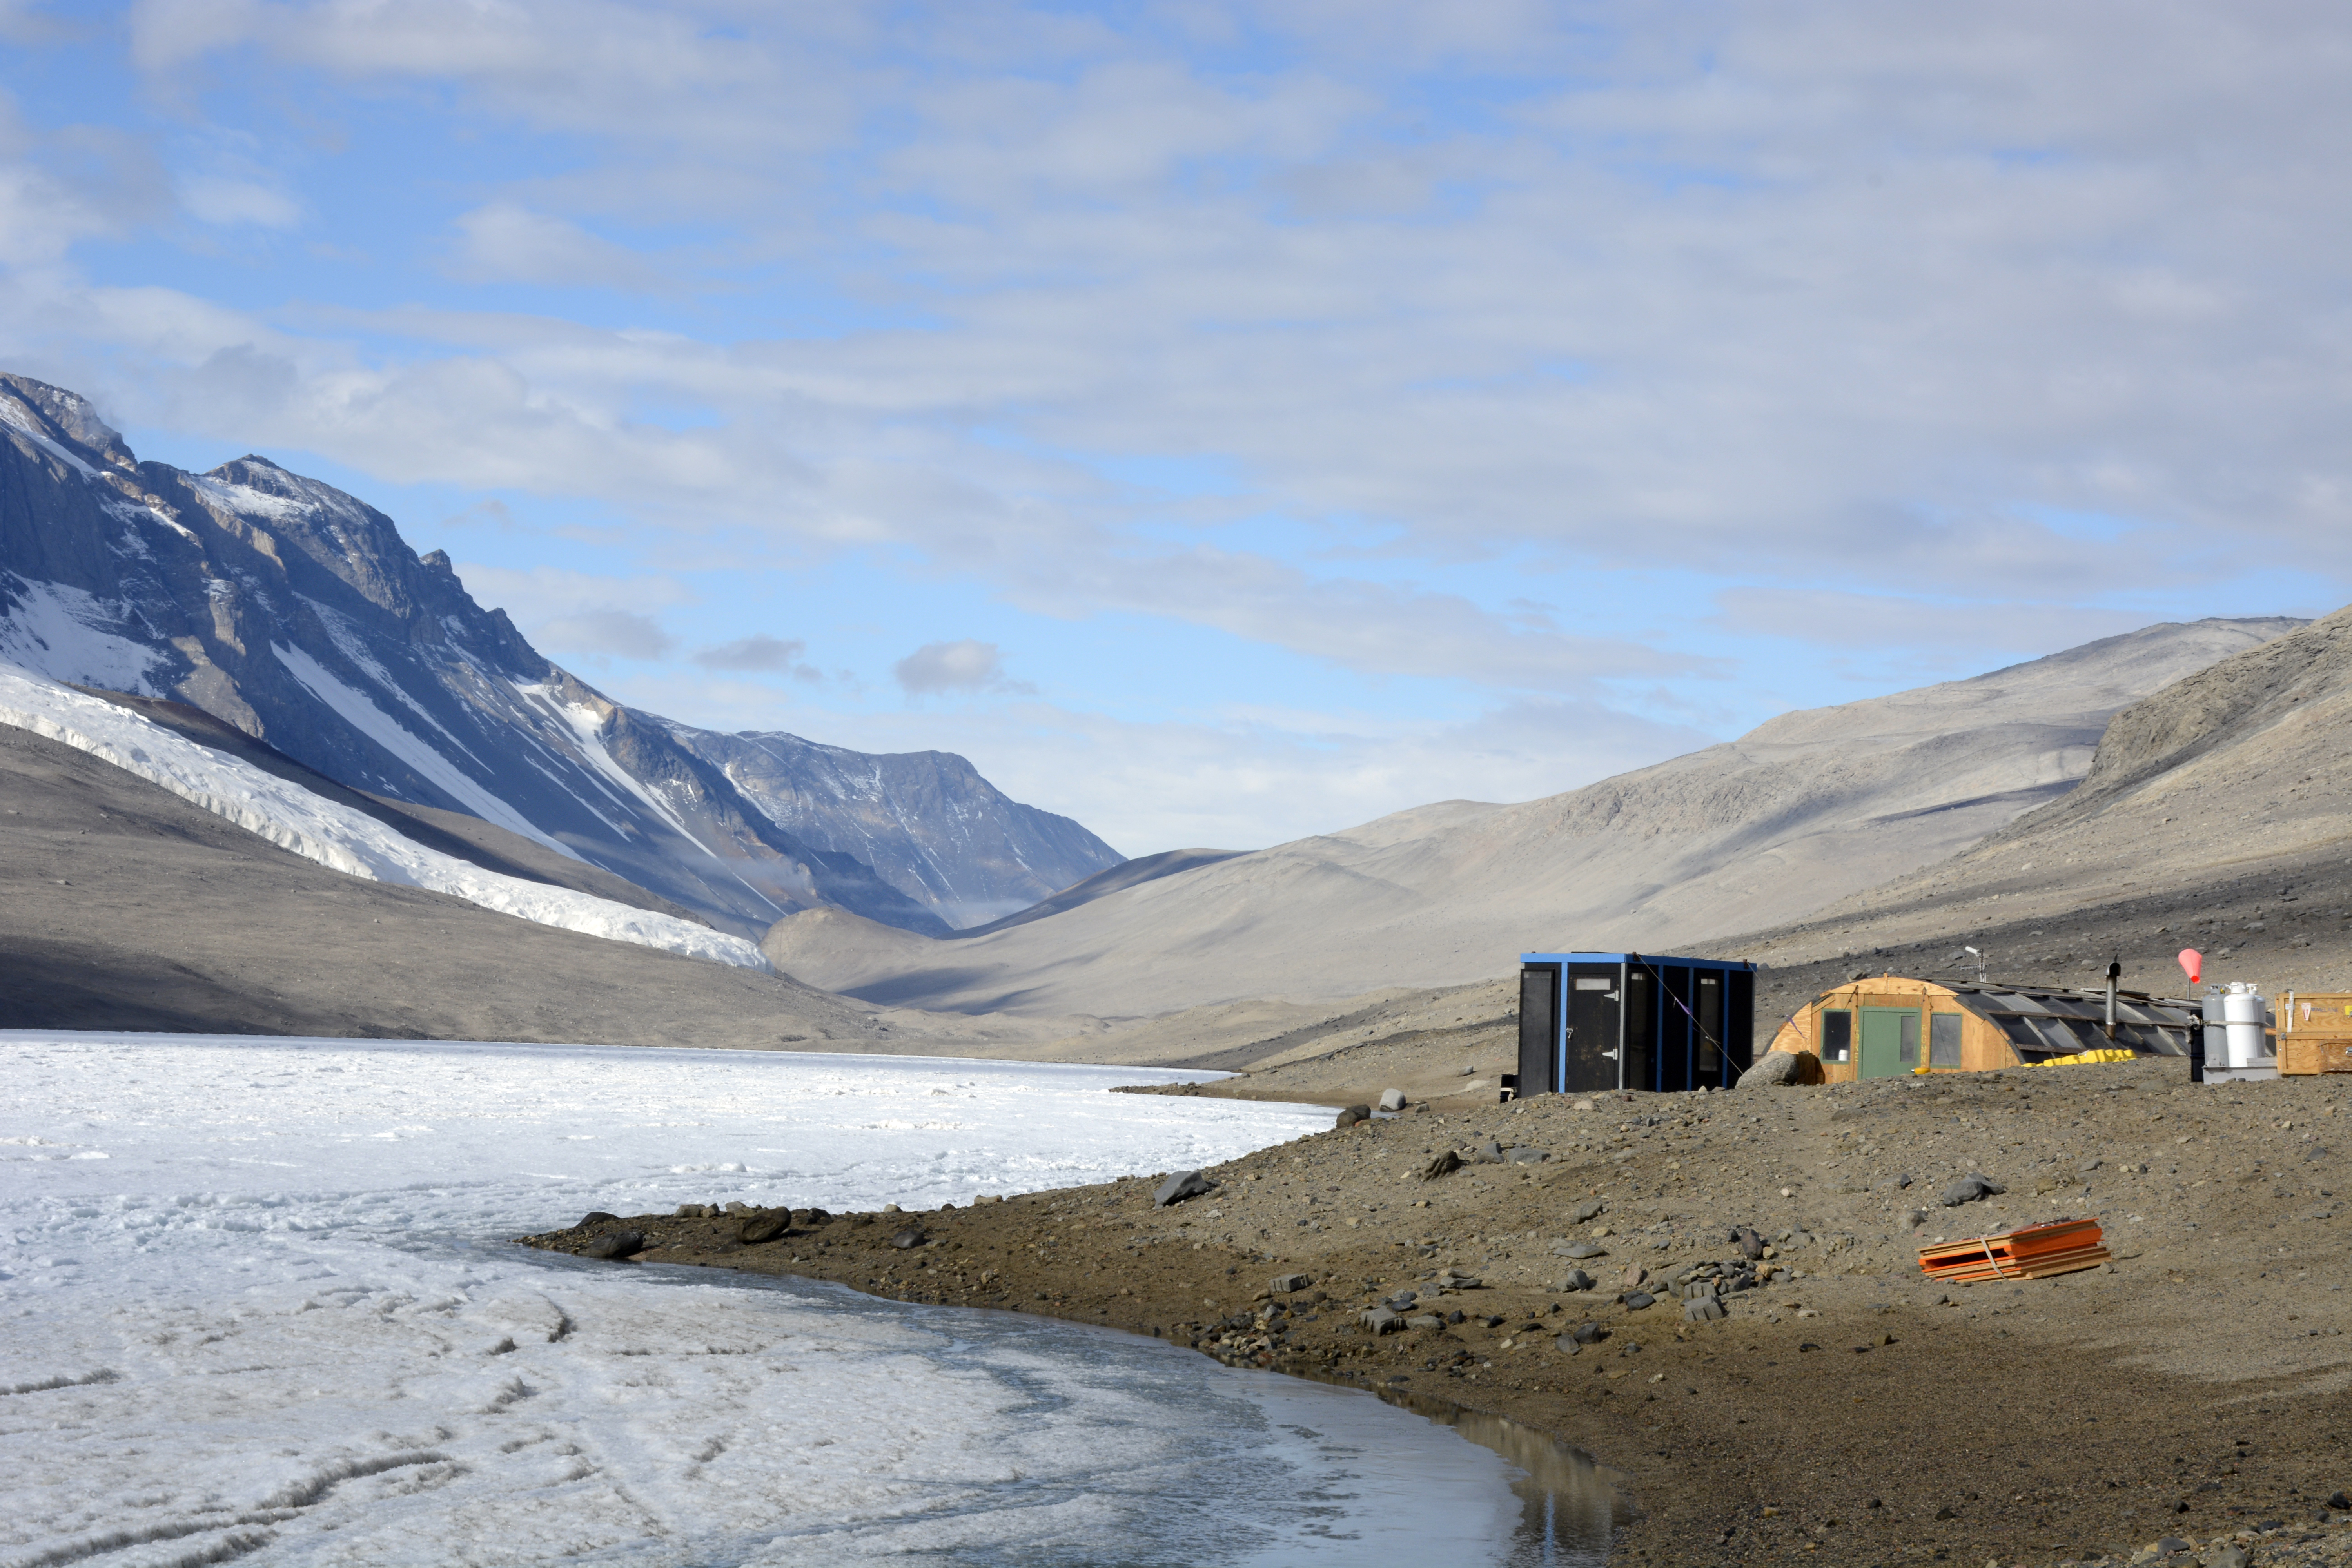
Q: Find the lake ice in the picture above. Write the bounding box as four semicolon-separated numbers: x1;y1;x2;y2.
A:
1;1033;1610;1566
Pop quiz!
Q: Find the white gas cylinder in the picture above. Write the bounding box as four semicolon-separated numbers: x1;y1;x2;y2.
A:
2222;982;2270;1068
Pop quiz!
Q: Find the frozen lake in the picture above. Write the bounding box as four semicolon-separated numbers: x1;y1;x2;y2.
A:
1;1032;1614;1565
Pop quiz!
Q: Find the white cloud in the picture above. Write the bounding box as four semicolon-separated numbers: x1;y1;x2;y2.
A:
692;634;817;677
532;607;676;660
443;202;667;290
179;174;298;228
893;639;1033;697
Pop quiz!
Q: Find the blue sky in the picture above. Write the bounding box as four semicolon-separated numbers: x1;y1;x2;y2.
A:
2;2;2345;853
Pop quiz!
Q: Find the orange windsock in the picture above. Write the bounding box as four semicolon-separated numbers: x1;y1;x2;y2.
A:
2178;948;2203;985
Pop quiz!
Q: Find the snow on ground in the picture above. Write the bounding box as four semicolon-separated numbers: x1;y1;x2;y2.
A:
0;1035;1601;1567
0;659;770;970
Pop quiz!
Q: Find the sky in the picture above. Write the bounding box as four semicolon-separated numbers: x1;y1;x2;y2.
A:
0;2;2345;856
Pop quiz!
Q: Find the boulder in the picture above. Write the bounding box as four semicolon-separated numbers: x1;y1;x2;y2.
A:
1737;1050;1822;1089
888;1227;928;1249
578;1210;621;1229
583;1230;644;1260
1336;1105;1371;1129
739;1211;791;1245
1154;1170;1216;1207
1939;1173;2007;1207
1378;1088;1408;1112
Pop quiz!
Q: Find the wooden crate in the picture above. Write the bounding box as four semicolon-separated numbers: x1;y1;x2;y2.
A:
2280;1034;2352;1075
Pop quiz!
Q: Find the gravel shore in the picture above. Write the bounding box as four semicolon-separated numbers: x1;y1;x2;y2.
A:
522;1059;2352;1566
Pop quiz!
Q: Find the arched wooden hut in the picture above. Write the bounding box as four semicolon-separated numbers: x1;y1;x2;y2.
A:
1764;976;2198;1082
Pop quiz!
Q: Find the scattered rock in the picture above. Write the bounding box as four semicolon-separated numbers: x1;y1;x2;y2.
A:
1567;1320;1606;1344
1561;1241;1608;1259
2327;1489;2351;1511
583;1230;644;1260
1406;1313;1444;1330
1471;1138;1504;1163
1941;1174;2007;1207
1155;1170;1216;1207
802;1207;832;1225
2201;1545;2248;1568
1559;1269;1595;1292
1734;1225;1765;1260
1336;1105;1371;1129
1378;1088;1409;1112
1359;1307;1402;1334
1505;1147;1548;1164
1621;1265;1648;1289
1420;1150;1462;1180
1573;1199;1606;1223
578;1211;620;1229
1683;1296;1727;1322
888;1227;928;1249
1738;1050;1822;1089
1270;1273;1311;1293
1437;1268;1482;1290
739;1211;791;1245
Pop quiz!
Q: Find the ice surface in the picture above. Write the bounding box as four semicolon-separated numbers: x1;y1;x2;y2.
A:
0;659;769;969
0;1036;1592;1566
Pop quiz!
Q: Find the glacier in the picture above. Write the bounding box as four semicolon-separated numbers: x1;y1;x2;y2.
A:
0;657;773;970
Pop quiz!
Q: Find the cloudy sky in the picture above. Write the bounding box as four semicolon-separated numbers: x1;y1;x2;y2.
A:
2;2;2344;854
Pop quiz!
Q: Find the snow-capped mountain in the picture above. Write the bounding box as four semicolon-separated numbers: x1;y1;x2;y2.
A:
0;373;1121;937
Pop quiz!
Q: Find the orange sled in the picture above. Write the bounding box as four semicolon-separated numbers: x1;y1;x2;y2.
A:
1918;1217;2109;1283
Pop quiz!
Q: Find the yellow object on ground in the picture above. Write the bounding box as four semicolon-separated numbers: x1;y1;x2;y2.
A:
2025;1048;2137;1067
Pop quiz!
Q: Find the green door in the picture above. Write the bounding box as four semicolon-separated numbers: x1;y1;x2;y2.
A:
1858;1007;1920;1079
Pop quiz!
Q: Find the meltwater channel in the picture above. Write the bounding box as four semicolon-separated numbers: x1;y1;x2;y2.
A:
2;1032;1618;1566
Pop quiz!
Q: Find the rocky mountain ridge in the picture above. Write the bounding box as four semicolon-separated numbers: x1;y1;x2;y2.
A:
0;372;1120;937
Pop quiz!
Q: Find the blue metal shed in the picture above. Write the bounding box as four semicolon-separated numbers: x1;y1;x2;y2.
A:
1514;952;1757;1097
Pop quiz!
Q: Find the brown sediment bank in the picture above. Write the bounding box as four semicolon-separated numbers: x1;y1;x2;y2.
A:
520;1062;2352;1567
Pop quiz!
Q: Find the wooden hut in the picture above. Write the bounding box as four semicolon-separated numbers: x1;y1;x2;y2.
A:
1764;975;2198;1082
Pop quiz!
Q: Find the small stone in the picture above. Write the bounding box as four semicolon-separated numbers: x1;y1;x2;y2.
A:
1336;1105;1371;1129
1505;1147;1548;1164
583;1230;644;1260
1559;1269;1594;1292
888;1227;927;1249
2200;1546;2248;1568
2154;1539;2190;1555
883;1203;902;1213
1270;1273;1310;1293
1940;1173;2006;1207
578;1211;620;1229
1359;1307;1401;1334
1622;1290;1656;1311
1573;1199;1606;1223
1420;1150;1462;1180
1562;1241;1608;1259
1935;1505;1957;1520
1378;1088;1408;1112
1155;1170;1215;1207
1734;1225;1765;1260
2326;1490;2350;1511
1406;1313;1443;1330
739;1211;791;1245
1568;1320;1605;1343
1472;1138;1504;1164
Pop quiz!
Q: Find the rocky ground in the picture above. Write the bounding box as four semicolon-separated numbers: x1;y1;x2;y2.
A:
522;1057;2352;1568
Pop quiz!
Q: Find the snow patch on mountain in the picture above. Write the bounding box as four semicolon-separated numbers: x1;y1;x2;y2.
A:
0;658;770;970
0;579;167;694
270;641;577;860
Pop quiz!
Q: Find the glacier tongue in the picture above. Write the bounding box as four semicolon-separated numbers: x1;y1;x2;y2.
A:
0;658;773;971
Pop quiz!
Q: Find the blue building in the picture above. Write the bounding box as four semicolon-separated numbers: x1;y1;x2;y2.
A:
1514;952;1758;1096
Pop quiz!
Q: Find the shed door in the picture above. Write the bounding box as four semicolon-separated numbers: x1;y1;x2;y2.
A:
1517;965;1561;1095
1563;964;1622;1093
1859;1007;1919;1080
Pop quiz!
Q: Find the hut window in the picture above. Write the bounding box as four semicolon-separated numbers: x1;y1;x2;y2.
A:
1897;1013;1919;1066
1929;1012;1962;1067
1819;1010;1852;1063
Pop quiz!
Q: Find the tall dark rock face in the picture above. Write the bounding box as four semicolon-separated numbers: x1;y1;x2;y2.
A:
0;372;1116;939
666;728;1125;928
